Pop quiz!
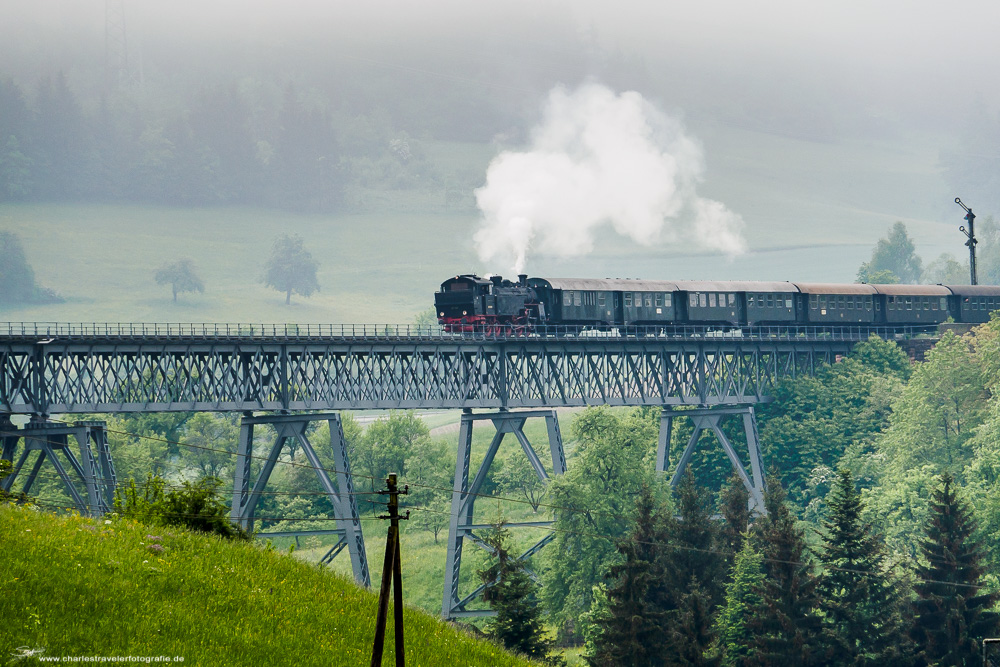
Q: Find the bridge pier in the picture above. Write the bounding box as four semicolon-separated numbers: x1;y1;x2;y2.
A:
230;412;370;587
656;405;766;514
0;417;116;516
442;409;566;619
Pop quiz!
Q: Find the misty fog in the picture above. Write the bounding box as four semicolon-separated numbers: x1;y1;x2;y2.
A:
2;0;999;322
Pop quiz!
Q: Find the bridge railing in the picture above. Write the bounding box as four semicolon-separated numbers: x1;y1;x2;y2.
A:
1;321;938;343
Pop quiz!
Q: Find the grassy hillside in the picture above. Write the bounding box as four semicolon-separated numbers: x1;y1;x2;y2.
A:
0;505;539;666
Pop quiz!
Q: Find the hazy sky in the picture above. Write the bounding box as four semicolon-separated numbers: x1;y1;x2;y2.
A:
5;0;999;125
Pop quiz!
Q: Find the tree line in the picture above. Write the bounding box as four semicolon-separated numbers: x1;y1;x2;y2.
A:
0;73;450;213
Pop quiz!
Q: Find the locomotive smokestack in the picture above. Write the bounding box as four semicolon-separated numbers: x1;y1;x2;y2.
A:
518;273;527;286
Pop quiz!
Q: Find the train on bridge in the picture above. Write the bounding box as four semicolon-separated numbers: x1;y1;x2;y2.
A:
435;274;1000;334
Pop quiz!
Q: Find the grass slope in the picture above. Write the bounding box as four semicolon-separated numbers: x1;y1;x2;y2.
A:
0;505;538;667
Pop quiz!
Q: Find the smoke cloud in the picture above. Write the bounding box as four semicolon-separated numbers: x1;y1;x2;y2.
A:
474;83;746;274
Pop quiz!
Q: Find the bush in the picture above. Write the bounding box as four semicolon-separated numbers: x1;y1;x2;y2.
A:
114;475;249;540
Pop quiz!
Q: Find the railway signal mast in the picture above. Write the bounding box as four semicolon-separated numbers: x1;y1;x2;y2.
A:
956;197;978;285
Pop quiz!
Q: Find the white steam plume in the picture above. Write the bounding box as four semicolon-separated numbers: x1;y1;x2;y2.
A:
474;83;746;274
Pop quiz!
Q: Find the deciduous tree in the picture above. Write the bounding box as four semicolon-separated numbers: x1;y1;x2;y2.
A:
263;234;319;304
856;221;923;284
155;258;204;302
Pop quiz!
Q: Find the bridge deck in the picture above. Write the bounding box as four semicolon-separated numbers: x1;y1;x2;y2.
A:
1;323;932;415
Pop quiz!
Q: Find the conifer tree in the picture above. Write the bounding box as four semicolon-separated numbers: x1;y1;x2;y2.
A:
746;476;825;665
662;472;725;663
719;473;751;571
666;471;726;606
816;469;913;666
669;578;721;667
478;522;555;663
587;485;671;667
713;539;764;667
912;473;999;666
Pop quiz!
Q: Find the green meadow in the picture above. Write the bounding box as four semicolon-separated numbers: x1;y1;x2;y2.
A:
0;126;969;327
0;504;541;666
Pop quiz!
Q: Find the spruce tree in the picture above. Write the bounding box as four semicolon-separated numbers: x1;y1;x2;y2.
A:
719;473;751;570
747;476;825;665
478;522;554;662
669;578;721;667
713;539;765;667
816;469;912;666
912;473;999;666
662;472;725;663
587;485;671;667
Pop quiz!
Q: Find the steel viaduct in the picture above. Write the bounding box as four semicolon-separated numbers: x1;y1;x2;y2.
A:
0;322;924;618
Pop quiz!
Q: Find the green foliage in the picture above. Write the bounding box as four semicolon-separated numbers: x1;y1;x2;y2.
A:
586;485;672;667
746;476;825;665
0;230;42;303
350;411;430;511
114;475;249;541
404;436;451;542
875;331;986;475
856;221;923;284
0;134;33;199
263;233;319;304
541;407;659;640
0;504;538;666
494;449;549;512
178;412;238;479
712;539;764;667
912;474;1000;665
816;470;913;665
922;251;969;285
478;521;558;663
0;457;32;504
758;336;908;503
154;257;205;302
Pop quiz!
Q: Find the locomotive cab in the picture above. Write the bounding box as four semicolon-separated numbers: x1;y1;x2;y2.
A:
435;274;493;325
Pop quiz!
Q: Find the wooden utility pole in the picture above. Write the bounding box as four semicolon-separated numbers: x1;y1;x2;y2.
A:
371;473;408;667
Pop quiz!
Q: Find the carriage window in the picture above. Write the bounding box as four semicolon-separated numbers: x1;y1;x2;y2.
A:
709;293;717;308
931;298;938;310
940;297;948;310
766;294;774;308
655;293;663;307
923;298;930;310
865;296;873;309
847;298;854;309
645;293;653;307
699;293;707;308
729;294;736;307
820;295;827;309
598;293;606;307
905;297;912;310
665;294;672;308
625;292;633;307
689;293;696;308
856;297;864;309
810;295;818;309
748;294;756;308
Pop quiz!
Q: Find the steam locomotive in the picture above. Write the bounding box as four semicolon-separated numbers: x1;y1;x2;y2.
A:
434;273;1000;333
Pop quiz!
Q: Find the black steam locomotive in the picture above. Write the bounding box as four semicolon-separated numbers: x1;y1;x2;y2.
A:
434;274;1000;333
